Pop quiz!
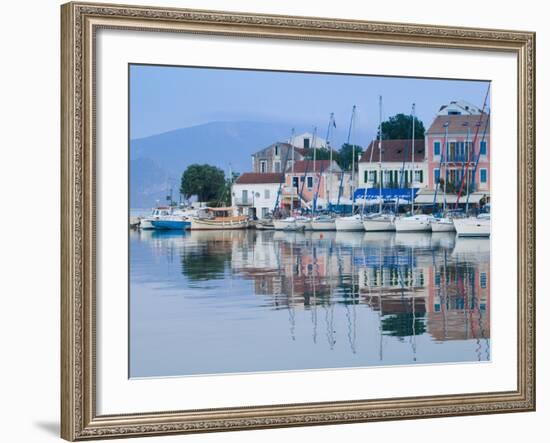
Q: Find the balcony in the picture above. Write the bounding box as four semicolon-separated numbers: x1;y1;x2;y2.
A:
234;197;253;206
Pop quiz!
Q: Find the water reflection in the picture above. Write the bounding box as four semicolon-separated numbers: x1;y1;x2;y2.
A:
130;229;490;377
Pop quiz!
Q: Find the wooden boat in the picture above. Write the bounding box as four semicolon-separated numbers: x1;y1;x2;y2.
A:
189;207;249;230
255;219;275;230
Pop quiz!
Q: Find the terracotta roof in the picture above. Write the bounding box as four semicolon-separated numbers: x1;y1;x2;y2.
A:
359;139;425;163
286;159;337;173
427;113;490;135
235;172;284;184
294;147;312;157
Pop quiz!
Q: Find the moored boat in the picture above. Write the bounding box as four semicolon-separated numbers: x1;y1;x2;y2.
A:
189;207;249;230
453;213;490;237
363;213;395;232
335;214;364;231
431;217;455;232
150;216;191;230
140;206;173;230
255;219;275;230
394;214;434;232
310;215;336;231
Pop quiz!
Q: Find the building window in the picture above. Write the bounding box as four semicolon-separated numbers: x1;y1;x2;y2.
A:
307;176;313;189
434;141;440;156
480;168;487;183
369;171;377;182
434;168;440;184
480;272;487;289
260;161;267;173
274;145;279;156
264;189;270;199
274;161;281;173
292;177;299;188
480;140;487;156
261;207;269;218
303;138;310;149
414;170;423;183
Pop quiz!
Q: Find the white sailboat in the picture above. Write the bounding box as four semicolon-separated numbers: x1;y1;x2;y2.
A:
431;121;455;232
394;103;432;232
310;214;336;231
364;96;396;232
453;213;490;237
335;214;364;231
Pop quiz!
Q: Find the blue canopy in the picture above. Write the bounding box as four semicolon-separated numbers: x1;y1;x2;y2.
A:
353;187;419;202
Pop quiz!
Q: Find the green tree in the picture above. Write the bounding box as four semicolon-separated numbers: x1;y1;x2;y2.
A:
338;143;364;171
303;148;340;166
378;113;425;140
180;164;226;203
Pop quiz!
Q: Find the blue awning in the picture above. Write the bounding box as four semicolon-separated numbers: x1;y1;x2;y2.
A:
353;187;419;202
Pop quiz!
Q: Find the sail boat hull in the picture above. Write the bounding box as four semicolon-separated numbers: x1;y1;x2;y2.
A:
363;216;395;232
453;217;490;237
335;216;364;231
431;218;455;232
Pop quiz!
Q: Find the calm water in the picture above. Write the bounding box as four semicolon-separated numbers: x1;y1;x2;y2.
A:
130;229;490;378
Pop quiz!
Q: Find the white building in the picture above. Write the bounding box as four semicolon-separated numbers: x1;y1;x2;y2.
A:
357;139;428;191
231;172;284;219
291;132;327;150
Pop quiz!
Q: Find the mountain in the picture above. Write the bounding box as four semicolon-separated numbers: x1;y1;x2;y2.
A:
130;121;292;208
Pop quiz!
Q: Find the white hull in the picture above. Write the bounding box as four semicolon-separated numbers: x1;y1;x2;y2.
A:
363;216;395;232
296;219;312;231
189;218;249;230
335;216;364;231
431;219;455;232
140;219;155;230
394;216;433;232
453;217;490;237
273;220;296;230
310;220;336;231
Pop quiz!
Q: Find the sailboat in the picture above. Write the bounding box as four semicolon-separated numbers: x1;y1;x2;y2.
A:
431;121;455;232
395;103;434;232
363;96;396;232
453;212;490;237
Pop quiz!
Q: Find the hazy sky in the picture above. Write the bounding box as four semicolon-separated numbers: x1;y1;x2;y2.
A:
130;64;490;144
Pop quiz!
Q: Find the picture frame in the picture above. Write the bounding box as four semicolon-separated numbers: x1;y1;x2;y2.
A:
61;1;536;440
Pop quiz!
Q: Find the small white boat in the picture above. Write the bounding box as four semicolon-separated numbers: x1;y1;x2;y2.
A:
431;217;455;232
394;214;434;232
335;214;364;231
295;216;312;231
453;213;490;237
189;207;249;230
363;213;395;232
273;217;298;230
310;215;336;231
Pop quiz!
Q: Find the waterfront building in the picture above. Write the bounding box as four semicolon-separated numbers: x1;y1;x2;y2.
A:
250;132;327;174
231;172;284;219
425;104;490;198
355;139;427;206
282;159;352;211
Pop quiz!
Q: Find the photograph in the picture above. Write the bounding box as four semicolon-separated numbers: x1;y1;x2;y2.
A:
129;65;491;378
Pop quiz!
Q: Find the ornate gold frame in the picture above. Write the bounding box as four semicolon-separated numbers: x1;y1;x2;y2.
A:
61;1;536;440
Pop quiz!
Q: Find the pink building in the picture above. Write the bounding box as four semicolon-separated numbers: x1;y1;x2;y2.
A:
426;113;490;195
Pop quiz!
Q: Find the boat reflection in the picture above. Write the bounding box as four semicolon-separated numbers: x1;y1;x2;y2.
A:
130;228;490;371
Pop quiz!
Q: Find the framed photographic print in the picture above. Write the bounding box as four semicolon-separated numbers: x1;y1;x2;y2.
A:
61;1;536;440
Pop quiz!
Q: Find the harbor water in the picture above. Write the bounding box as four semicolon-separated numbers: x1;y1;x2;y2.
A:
130;229;490;378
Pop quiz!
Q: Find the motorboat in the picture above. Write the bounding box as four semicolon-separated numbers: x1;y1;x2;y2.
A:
394;214;434;232
334;214;364;231
310;214;336;231
150;216;191;230
453;213;490;237
189;207;249;230
362;212;395;232
140;206;173;230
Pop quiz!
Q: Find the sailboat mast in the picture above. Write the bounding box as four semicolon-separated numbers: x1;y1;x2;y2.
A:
290;128;295;213
411;103;416;214
326;113;334;210
347;105;356;213
378;96;383;214
465;126;471;214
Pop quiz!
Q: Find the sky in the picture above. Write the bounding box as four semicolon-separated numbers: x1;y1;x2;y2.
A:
130;64;490;145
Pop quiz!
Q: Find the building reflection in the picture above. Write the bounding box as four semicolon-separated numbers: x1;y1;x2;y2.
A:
131;228;490;354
